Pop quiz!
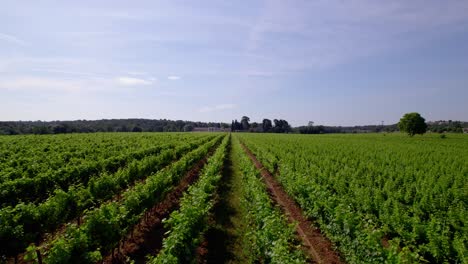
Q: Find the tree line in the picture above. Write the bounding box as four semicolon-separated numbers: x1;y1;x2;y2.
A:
231;116;292;133
0;116;465;135
0;119;230;135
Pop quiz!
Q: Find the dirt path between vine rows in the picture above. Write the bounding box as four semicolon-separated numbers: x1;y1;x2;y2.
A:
102;144;219;264
197;139;250;264
241;143;343;264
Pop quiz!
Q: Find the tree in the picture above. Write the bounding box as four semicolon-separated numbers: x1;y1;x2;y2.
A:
241;116;250;130
183;124;194;132
262;119;272;132
231;120;242;132
53;124;69;134
398;112;427;136
250;122;259;132
273;119;291;133
132;126;143;132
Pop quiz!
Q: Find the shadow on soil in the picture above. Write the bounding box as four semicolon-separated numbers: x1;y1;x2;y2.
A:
202;142;247;264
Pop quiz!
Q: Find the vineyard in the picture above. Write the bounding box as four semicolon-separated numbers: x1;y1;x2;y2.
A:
0;132;467;263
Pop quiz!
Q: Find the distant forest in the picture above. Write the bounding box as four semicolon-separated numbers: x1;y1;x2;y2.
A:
0;118;466;135
0;119;229;135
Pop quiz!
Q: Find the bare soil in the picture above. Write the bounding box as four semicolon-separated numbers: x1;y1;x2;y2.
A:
241;143;343;264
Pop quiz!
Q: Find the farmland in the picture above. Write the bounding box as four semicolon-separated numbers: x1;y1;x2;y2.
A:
0;132;467;263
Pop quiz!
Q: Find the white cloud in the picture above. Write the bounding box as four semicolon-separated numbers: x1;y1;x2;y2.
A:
199;103;236;113
167;75;181;80
0;33;27;46
116;77;152;86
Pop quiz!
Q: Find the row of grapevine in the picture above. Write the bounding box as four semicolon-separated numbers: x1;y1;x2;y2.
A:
0;133;212;206
0;135;215;260
239;133;468;263
0;133;193;183
149;134;230;263
38;135;224;264
234;137;306;263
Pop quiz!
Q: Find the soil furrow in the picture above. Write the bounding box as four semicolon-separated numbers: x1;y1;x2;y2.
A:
102;144;220;264
196;139;250;264
240;143;343;264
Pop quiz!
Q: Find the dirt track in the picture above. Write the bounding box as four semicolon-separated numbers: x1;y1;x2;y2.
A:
241;143;343;264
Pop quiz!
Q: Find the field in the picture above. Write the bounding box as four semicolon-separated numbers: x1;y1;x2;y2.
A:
0;132;467;263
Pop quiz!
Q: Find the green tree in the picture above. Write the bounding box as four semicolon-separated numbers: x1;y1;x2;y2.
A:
183;124;194;132
398;112;427;136
132;126;143;132
262;119;272;132
273;119;291;133
241;116;250;130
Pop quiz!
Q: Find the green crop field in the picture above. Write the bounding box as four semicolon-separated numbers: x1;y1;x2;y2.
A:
238;133;468;263
0;132;467;263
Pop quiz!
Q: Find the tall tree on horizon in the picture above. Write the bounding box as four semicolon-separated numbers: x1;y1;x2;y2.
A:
241;116;250;130
262;119;273;132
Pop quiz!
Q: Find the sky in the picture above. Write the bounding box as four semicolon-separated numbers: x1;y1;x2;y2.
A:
1;0;468;126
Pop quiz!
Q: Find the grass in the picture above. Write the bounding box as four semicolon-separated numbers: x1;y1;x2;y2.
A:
203;137;251;263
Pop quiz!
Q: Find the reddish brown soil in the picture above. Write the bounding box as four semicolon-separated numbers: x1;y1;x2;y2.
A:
102;147;218;264
241;143;343;264
196;239;210;263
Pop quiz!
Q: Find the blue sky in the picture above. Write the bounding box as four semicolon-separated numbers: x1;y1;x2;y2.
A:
1;0;468;126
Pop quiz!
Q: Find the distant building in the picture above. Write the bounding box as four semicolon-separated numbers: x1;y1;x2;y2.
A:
463;128;468;134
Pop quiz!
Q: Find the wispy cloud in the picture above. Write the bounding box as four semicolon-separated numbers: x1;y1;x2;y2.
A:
31;68;99;77
0;33;27;46
199;103;236;113
0;75;155;93
127;71;148;76
0;77;82;92
167;75;181;80
246;0;468;70
116;77;153;86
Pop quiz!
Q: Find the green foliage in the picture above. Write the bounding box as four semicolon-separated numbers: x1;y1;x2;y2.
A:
0;134;215;259
0;133;206;206
238;133;468;263
235;137;306;263
398;112;427;136
151;136;306;263
41;135;223;263
0;133;223;260
150;135;229;263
